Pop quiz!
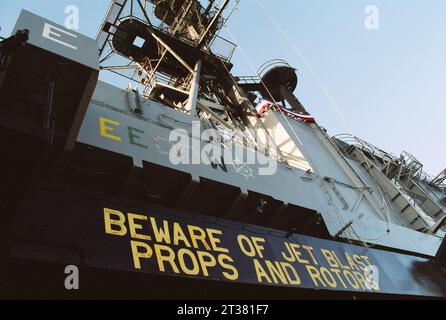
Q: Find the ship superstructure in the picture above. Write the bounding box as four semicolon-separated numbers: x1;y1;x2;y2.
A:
0;0;446;299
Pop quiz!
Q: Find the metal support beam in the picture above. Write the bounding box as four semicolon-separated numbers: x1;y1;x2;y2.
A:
185;60;202;116
148;31;194;73
198;0;231;48
335;220;354;238
279;84;308;115
100;65;138;71
97;0;128;56
135;0;153;26
204;0;217;15
154;82;189;96
197;100;235;131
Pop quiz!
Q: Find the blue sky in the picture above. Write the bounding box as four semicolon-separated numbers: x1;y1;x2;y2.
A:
0;0;445;175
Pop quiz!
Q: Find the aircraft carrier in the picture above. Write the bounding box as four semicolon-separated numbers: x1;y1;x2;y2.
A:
0;0;446;299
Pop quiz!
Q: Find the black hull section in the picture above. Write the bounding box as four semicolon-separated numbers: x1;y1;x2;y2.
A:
1;183;446;299
2;258;438;300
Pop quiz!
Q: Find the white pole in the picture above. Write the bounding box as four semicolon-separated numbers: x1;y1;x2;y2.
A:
185;60;202;116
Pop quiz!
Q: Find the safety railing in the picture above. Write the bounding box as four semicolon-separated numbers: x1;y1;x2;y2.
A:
332;134;397;165
258;59;294;78
222;127;311;172
234;75;261;85
208;34;237;62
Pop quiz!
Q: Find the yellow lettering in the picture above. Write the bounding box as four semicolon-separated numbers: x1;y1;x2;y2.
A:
178;248;199;276
188;225;211;250
320;267;337;288
331;268;348;288
218;254;239;281
252;237;266;258
280;262;301;285
353;271;366;290
282;242;296;262
173;223;191;247
360;255;372;268
99;117;121;141
150;217;170;244
154;244;179;273
130;240;152;269
321;249;340;268
265;260;288;284
353;254;367;271
237;235;256;257
104;208;127;236
303;245;319;265
127;213;151;240
306;265;326;287
333;251;350;270
345;253;360;271
253;259;272;284
290;243;310;264
207;229;229;253
197;251;216;276
343;270;360;289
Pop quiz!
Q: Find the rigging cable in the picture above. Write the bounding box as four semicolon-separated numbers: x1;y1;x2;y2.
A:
253;0;397;233
254;0;353;134
223;14;390;246
223;25;352;234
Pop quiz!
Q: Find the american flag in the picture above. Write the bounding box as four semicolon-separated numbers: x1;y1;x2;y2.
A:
255;99;316;123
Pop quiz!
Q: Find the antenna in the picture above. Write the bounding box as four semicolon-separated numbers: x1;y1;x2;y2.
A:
96;0;242;124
